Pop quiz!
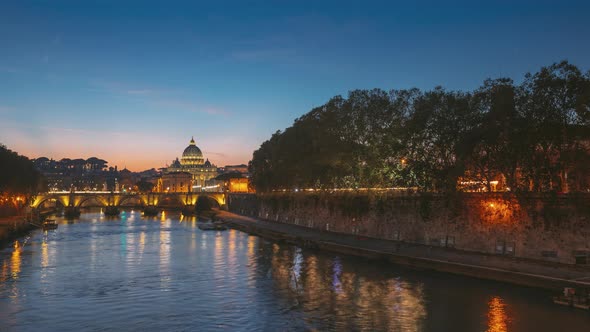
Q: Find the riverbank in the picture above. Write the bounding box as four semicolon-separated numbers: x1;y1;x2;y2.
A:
0;215;37;248
217;210;590;291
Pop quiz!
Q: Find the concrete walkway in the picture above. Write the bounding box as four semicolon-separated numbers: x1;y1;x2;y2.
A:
217;210;590;291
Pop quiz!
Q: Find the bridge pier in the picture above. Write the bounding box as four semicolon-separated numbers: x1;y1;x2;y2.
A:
142;205;159;217
104;206;121;216
181;205;195;216
64;206;81;219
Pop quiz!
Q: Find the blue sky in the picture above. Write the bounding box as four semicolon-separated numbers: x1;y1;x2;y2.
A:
1;0;589;170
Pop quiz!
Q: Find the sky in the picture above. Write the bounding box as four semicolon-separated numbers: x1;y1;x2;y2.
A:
1;0;589;171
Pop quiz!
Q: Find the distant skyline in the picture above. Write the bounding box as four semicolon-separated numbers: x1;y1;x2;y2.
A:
1;0;590;171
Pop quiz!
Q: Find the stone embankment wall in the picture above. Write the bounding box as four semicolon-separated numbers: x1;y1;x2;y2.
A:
228;192;590;265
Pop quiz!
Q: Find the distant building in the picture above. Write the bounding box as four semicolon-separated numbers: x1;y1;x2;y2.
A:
215;172;253;193
161;172;192;193
34;156;113;191
159;137;219;192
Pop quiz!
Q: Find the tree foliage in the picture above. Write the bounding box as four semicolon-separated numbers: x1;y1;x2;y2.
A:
0;144;44;194
249;61;590;193
135;180;155;193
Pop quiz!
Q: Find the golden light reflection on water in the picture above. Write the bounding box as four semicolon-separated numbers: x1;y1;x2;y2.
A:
246;236;257;288
126;225;135;262
214;232;225;280
11;241;21;280
159;219;171;289
139;231;146;259
247;236;256;256
228;230;237;277
41;240;48;268
228;230;236;253
268;245;427;331
487;296;509;332
1;260;7;282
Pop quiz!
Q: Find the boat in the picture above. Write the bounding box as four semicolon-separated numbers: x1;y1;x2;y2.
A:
553;287;590;310
198;220;227;231
42;219;58;230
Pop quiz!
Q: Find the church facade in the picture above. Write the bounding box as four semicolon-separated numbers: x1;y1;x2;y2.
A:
160;137;219;192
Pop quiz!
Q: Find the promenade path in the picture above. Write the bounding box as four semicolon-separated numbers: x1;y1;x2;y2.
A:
217;210;590;290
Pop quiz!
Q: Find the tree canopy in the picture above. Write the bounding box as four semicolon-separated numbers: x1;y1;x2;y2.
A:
0;144;44;194
249;61;590;193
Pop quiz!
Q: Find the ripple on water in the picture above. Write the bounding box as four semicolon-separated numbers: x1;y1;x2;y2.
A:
0;211;590;331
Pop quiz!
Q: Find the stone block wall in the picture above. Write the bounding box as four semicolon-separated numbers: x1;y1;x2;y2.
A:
227;192;590;265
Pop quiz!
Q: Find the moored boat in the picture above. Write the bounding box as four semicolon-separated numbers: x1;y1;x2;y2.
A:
198;221;227;231
553;287;590;310
42;219;58;230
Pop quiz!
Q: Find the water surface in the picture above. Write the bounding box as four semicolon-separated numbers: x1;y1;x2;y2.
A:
1;210;588;331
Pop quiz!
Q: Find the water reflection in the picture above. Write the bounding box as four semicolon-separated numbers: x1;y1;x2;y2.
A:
10;241;21;280
487;296;509;332
41;239;48;268
0;210;588;331
159;219;171;289
138;231;146;261
266;242;427;331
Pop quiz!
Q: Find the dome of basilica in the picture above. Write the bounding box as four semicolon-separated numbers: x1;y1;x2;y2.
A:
181;137;204;166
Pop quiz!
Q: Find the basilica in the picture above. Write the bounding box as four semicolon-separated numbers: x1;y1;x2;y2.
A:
160;137;219;192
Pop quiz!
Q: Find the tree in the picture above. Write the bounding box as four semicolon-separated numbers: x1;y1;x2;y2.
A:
518;61;590;191
135;180;155;193
0;144;44;195
248;61;590;194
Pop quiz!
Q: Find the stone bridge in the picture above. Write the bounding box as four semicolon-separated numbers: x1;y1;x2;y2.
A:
30;191;226;209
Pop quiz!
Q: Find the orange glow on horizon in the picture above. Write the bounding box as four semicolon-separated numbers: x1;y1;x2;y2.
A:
5;135;251;172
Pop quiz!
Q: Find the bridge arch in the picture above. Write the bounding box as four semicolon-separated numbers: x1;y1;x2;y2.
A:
77;195;108;207
118;195;144;207
157;194;185;207
31;192;227;209
32;194;69;208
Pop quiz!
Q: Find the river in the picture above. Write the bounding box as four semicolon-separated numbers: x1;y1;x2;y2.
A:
0;210;588;331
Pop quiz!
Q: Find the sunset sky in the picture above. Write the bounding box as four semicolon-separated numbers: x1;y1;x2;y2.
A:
1;0;589;171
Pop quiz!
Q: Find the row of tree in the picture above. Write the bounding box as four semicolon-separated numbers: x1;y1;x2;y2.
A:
249;61;590;193
0;144;44;195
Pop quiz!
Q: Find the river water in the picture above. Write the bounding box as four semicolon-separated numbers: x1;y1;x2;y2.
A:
0;210;588;331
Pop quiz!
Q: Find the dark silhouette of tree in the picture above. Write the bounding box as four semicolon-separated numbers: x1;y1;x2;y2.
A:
0;144;44;195
135;180;155;193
